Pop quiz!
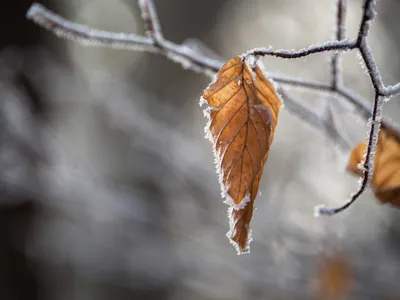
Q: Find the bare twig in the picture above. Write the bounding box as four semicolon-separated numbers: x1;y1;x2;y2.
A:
26;4;157;51
357;0;375;44
26;3;221;78
25;2;397;118
25;0;400;216
24;1;370;148
321;100;351;150
278;89;350;150
335;0;347;41
331;0;347;89
26;1;400;97
244;3;399;99
315;0;384;216
383;82;400;96
25;2;389;134
246;40;356;59
138;0;163;43
315;94;383;216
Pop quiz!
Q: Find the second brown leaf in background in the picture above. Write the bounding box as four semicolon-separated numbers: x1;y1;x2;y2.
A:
310;251;353;300
347;130;400;207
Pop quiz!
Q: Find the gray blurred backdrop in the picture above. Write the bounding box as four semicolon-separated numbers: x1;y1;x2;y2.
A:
2;0;400;299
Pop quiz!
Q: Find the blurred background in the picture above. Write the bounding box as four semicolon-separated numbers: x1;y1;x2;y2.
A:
2;0;400;299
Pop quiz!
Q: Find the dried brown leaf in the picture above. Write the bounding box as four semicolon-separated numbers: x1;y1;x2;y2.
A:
201;56;281;254
347;130;400;207
311;252;352;299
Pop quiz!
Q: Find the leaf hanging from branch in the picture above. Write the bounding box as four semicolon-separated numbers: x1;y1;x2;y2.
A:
347;130;400;207
201;56;282;254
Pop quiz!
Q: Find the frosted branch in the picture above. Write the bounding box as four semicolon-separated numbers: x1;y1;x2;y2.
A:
272;74;398;135
26;0;400;217
138;0;164;43
26;2;222;78
335;0;347;41
359;44;385;93
316;94;384;216
315;0;386;215
245;40;356;59
357;0;376;44
278;89;350;150
383;83;400;96
26;2;398;107
331;0;347;89
26;3;157;52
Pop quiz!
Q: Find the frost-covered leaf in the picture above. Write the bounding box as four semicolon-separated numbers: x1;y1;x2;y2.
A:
347;130;400;207
201;56;281;254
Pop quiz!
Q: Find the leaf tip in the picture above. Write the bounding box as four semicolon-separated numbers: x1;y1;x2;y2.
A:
226;201;254;255
226;223;252;255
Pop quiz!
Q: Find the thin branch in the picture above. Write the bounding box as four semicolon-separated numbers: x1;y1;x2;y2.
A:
278;89;350;149
315;94;383;216
357;0;375;45
245;40;356;59
321;0;348;154
321;99;352;150
26;3;222;77
26;4;157;51
331;0;347;89
383;82;400;96
271;75;334;92
359;45;385;94
26;2;385;114
270;75;370;116
138;0;164;43
26;3;358;77
335;0;347;41
25;0;400;217
26;2;400;98
271;74;400;139
316;0;385;216
247;0;400;99
278;89;322;129
356;0;385;94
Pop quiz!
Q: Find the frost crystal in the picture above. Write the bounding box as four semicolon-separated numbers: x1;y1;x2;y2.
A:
199;96;208;107
232;191;251;211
